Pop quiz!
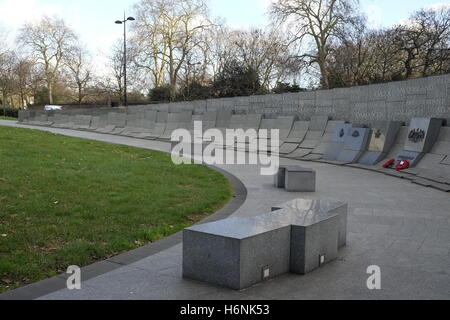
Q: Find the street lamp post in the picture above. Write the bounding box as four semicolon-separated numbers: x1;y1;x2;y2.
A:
115;14;135;107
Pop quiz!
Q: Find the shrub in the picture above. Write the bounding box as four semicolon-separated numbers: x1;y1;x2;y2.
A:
0;108;19;118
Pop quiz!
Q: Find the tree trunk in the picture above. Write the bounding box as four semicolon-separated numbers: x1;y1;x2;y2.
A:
405;50;414;79
169;72;176;101
170;79;176;101
78;85;82;105
48;81;54;105
20;91;25;109
318;61;330;89
2;92;7;116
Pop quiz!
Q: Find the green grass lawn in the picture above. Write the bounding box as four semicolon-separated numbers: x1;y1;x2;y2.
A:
0;126;232;293
0;116;18;121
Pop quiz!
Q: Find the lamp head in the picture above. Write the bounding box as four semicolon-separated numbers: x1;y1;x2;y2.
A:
115;20;123;24
127;17;135;21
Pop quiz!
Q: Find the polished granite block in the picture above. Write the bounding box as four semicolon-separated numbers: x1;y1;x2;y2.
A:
183;199;346;290
274;167;287;188
285;167;316;192
267;204;340;275
183;216;292;290
274;166;316;192
272;199;348;248
290;215;339;274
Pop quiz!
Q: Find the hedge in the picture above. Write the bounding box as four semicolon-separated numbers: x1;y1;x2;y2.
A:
0;108;19;118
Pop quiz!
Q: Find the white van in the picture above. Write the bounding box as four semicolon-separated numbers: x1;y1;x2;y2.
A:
44;105;63;111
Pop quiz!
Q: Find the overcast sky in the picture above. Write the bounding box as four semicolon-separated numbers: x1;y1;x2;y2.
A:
0;0;448;71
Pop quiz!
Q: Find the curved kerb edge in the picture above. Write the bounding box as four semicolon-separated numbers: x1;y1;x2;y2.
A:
0;149;248;301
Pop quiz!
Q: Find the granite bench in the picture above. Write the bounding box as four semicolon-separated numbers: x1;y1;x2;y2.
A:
183;199;347;290
274;166;316;192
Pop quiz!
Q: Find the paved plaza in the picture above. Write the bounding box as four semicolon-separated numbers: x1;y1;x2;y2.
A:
1;119;449;300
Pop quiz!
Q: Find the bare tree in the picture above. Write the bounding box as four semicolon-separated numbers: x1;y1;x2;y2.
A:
0;28;8;59
132;0;215;100
18;16;78;104
270;0;360;88
412;6;450;76
232;28;299;90
369;29;402;82
14;56;36;108
207;25;239;82
0;51;17;113
108;41;125;104
327;15;374;86
66;44;93;104
131;0;169;89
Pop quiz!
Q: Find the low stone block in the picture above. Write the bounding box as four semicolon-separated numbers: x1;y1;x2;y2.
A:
290;214;339;274
285;167;316;192
183;217;291;290
274;167;287;188
272;199;348;249
274;166;316;192
183;199;346;290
